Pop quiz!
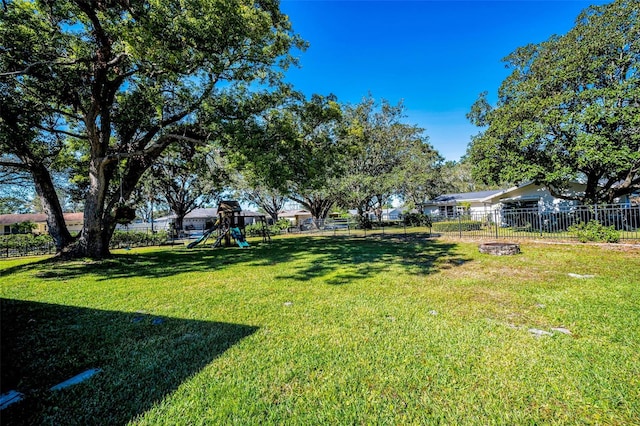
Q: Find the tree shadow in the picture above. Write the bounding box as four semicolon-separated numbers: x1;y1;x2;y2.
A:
1;236;467;286
273;236;466;285
0;298;258;425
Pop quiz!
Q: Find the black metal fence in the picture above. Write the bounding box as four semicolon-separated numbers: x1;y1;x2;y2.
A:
428;204;640;241
293;204;640;242
2;204;638;258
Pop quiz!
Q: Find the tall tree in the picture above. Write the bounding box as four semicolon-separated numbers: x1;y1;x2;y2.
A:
467;0;640;204
0;0;304;258
396;138;446;210
338;96;440;221
438;159;505;195
150;144;226;232
226;93;344;221
234;170;287;223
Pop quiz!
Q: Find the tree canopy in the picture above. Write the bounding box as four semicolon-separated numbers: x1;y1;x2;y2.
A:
225;93;344;220
467;0;640;204
0;0;304;257
338;96;442;220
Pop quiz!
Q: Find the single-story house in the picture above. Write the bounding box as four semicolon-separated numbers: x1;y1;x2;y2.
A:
480;182;586;212
152;208;263;231
420;189;503;218
0;213;84;235
347;208;406;221
421;181;639;225
279;209;313;226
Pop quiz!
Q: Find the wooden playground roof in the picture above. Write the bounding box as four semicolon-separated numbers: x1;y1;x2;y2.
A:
218;200;242;214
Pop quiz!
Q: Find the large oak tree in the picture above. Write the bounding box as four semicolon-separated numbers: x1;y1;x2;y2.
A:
338;96;442;221
226;93;344;221
467;0;639;204
0;0;303;258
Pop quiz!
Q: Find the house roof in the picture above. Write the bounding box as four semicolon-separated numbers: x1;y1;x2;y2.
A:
426;189;503;205
0;212;83;225
279;209;311;218
155;208;263;222
186;208;218;219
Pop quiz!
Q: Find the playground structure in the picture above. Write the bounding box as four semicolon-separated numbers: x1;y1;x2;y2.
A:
187;201;270;249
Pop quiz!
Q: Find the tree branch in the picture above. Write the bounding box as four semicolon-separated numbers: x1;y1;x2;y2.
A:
0;160;29;170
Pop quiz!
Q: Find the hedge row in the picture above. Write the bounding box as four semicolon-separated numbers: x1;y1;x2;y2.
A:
1;231;169;257
0;234;55;256
110;230;168;248
432;221;483;232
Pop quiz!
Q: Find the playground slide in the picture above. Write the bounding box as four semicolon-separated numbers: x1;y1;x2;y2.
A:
230;227;250;248
187;225;218;249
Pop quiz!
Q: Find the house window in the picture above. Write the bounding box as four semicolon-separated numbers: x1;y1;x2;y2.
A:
438;206;455;217
502;199;539;211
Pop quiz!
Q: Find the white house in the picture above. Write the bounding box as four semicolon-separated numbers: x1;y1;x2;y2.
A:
421;183;603;218
152;207;262;232
479;182;586;212
420;189;503;218
279;209;313;226
350;208;406;221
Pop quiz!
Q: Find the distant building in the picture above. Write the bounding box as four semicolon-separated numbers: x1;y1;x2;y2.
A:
420;190;503;218
0;213;83;235
152;208;263;231
279;209;313;226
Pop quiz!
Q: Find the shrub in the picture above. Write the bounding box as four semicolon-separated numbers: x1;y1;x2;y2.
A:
432;221;482;232
0;233;54;256
12;221;37;234
356;216;373;230
109;230;168;248
245;219;289;237
568;220;620;243
402;213;432;227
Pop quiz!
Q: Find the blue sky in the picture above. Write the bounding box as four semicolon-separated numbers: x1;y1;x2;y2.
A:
280;0;609;162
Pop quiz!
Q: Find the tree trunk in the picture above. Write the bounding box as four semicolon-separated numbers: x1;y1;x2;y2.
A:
30;162;75;251
67;157;114;258
174;214;186;233
294;196;334;221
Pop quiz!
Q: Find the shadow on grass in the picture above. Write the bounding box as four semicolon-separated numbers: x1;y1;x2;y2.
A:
272;235;466;284
1;298;257;425
0;235;467;285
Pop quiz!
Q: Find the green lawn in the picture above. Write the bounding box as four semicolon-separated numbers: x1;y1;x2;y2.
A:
1;236;639;425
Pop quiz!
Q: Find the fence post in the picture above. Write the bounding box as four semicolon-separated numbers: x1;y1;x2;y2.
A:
458;214;462;238
538;205;543;237
494;210;499;239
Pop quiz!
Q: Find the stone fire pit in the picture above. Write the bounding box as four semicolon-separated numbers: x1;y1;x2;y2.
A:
478;242;521;256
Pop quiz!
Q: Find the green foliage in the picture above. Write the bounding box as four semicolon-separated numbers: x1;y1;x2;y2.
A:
402;213;433;227
467;0;640;204
274;219;291;230
246;219;290;236
0;233;54;256
226;94;343;220
109;231;168;248
432;221;483;232
569;220;620;243
337;96;442;216
1;0;304;258
12;221;37;234
356;215;373;229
